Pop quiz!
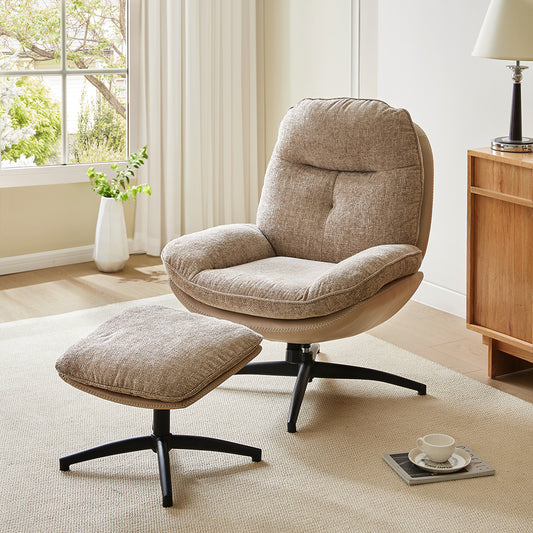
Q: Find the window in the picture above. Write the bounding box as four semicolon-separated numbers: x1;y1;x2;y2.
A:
0;0;127;174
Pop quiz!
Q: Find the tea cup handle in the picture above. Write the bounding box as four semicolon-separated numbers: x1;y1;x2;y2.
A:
416;437;424;450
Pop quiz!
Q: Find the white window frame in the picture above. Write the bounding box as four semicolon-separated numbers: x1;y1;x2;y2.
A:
0;0;129;188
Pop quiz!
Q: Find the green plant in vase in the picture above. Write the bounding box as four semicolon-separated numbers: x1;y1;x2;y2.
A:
89;146;151;272
88;145;151;201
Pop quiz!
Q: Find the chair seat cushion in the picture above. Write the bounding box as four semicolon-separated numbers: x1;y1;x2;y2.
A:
55;305;262;409
164;240;423;319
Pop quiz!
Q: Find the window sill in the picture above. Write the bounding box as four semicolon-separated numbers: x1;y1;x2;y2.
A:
0;162;123;188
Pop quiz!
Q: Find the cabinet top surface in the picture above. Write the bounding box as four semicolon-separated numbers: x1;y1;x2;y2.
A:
468;147;533;169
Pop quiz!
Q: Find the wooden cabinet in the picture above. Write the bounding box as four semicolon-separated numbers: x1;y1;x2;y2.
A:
467;148;533;377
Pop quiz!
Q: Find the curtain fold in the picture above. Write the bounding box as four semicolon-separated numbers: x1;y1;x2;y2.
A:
130;0;261;256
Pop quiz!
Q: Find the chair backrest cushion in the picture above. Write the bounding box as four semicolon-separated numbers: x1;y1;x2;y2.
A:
256;98;424;263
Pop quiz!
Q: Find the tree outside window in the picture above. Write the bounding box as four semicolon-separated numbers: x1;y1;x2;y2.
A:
0;0;127;169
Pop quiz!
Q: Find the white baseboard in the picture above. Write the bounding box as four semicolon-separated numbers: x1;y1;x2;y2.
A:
0;240;136;276
413;280;466;318
0;245;94;275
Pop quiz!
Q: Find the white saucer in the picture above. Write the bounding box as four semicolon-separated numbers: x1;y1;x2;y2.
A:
408;447;471;473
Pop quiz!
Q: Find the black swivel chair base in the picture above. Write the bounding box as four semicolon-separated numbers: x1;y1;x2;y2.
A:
59;409;262;507
237;343;427;433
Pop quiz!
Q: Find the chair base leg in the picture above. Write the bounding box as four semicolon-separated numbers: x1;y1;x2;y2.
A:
287;361;313;433
59;409;261;507
238;343;427;433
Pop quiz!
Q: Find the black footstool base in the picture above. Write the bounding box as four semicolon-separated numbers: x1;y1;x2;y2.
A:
60;409;262;507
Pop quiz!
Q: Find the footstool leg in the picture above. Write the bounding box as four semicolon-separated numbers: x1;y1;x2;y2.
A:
155;438;174;508
59;435;154;471
167;434;262;462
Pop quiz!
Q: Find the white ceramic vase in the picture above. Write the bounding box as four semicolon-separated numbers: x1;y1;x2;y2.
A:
94;197;129;272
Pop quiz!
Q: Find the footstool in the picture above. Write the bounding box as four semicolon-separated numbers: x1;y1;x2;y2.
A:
55;305;263;507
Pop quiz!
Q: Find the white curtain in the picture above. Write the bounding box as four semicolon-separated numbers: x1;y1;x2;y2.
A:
129;0;262;256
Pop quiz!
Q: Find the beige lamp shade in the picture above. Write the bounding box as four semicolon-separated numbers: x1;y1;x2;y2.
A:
473;0;533;60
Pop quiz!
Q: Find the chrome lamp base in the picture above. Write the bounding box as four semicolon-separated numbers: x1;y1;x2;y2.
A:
491;136;533;152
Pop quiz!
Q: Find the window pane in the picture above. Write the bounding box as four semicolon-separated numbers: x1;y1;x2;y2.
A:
68;74;126;164
66;0;127;70
0;75;62;168
0;1;128;170
0;1;61;71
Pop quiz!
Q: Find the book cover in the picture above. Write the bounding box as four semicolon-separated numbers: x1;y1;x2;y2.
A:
383;444;495;485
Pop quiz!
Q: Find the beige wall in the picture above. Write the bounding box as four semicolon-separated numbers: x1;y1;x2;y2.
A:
264;0;353;160
0;183;135;258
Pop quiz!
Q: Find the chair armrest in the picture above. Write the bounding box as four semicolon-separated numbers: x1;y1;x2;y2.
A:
162;224;275;280
310;244;423;303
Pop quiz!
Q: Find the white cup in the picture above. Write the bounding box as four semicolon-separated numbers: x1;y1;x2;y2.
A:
416;434;455;463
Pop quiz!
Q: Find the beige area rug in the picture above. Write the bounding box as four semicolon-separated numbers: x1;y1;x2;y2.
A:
1;295;532;533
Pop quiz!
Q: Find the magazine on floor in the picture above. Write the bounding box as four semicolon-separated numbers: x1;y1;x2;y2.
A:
383;444;495;485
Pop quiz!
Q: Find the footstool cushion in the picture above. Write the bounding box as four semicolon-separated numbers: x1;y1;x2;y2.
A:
55;305;262;409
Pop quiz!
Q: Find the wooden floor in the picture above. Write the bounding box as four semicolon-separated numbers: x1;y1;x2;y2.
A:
1;254;532;403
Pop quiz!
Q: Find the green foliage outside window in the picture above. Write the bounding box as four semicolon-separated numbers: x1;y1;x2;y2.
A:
70;90;126;164
1;77;61;166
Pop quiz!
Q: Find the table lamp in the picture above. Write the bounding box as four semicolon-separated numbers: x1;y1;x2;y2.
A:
473;0;533;152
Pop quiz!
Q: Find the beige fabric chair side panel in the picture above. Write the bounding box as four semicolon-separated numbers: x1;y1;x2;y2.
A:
413;123;434;256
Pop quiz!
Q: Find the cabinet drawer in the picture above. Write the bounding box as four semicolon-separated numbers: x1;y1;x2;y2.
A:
472;157;533;201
